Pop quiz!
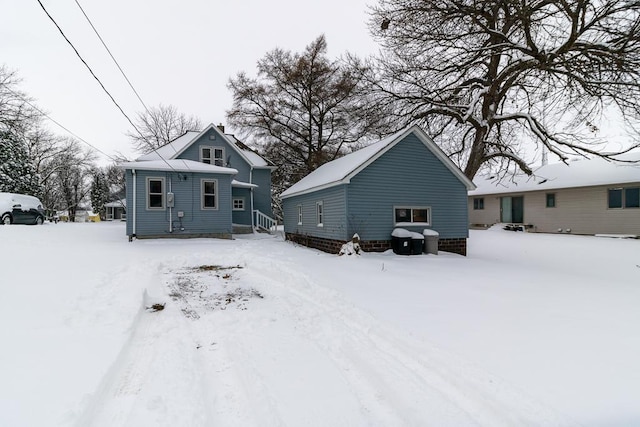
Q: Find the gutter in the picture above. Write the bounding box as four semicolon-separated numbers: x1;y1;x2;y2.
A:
132;169;137;239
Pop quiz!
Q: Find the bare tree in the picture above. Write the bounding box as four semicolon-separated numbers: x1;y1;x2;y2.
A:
0;65;40;133
227;35;391;192
42;138;97;221
366;0;640;179
127;104;202;153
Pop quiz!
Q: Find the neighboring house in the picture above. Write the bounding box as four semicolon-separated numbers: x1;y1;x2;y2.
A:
59;207;99;222
469;153;640;235
280;125;476;255
119;124;275;240
105;199;126;221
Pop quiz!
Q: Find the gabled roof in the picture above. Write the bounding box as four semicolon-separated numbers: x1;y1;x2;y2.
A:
136;123;272;168
119;159;238;174
136;131;199;162
470;152;640;196
280;125;475;199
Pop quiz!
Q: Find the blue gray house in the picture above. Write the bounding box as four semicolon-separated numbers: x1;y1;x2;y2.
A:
119;123;275;239
280;125;476;255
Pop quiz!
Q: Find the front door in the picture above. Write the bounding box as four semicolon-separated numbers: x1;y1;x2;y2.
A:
500;196;524;223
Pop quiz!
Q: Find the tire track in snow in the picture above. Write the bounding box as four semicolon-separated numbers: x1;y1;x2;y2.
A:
245;254;576;426
75;263;216;427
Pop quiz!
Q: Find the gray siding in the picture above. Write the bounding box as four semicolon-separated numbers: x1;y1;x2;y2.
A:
125;169;232;237
179;127;252;182
347;134;469;240
283;186;347;240
468;183;640;235
252;168;273;217
231;187;252;225
177;127;273;219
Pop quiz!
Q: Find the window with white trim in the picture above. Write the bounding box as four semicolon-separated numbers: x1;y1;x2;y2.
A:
201;179;217;209
394;206;431;225
316;201;323;227
297;204;303;225
201;146;212;164
147;177;164;210
233;198;245;211
213;148;225;166
201;146;225;166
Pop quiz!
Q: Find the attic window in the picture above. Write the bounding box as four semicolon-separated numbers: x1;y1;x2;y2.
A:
209;134;216;140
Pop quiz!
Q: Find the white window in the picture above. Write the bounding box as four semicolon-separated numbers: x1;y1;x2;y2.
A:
394;206;431;225
297;204;303;225
146;177;165;210
201;179;217;210
201;146;212;164
316;201;323;227
201;146;225;166
233;198;245;211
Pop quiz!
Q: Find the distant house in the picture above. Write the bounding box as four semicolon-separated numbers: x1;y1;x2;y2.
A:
281;125;476;255
469;153;640;235
119;124;275;240
105;199;126;221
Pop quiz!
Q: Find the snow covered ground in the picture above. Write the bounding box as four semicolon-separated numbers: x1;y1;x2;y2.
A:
0;222;638;426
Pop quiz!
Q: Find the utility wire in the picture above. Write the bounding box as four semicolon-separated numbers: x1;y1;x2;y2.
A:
36;0;183;173
35;0;144;138
36;0;188;174
4;86;118;162
73;0;150;115
73;0;190;165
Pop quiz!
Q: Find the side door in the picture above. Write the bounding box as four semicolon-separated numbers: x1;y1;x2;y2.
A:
11;202;27;224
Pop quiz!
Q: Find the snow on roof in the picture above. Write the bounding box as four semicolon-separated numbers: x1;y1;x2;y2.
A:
224;134;272;168
281;125;475;199
105;199;126;208
136;131;200;161
232;180;258;188
470;152;640;196
136;125;271;168
119;159;238;174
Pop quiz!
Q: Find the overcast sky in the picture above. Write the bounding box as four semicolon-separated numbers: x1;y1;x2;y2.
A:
2;0;379;164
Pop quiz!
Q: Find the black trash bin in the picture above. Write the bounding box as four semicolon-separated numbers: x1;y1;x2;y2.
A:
391;228;412;255
410;232;424;255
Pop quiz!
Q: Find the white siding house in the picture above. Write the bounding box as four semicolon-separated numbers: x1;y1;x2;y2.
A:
469;153;640;236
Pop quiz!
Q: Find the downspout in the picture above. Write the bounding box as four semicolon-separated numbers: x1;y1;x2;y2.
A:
168;177;173;233
132;169;137;238
250;167;255;230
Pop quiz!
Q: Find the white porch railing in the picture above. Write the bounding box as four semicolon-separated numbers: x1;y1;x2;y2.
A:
254;210;277;232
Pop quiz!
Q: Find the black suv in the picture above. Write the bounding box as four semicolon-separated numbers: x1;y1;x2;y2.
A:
0;193;46;225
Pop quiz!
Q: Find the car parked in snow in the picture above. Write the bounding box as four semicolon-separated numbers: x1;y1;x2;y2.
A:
0;192;46;225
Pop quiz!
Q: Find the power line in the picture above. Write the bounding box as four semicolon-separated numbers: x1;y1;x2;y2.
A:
73;0;189;164
36;0;185;173
73;0;150;115
4;86;118;162
35;0;143;139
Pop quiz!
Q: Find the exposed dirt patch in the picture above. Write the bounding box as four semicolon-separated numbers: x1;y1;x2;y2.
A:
166;264;262;319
